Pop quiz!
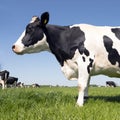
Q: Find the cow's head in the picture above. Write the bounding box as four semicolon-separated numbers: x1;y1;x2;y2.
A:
12;12;50;55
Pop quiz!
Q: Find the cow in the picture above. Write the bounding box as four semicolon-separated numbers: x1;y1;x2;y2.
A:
0;70;9;89
12;12;120;106
16;82;24;88
106;81;116;87
0;70;18;88
32;83;40;88
6;77;18;87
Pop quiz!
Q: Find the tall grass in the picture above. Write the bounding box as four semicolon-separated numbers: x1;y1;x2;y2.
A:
0;87;120;120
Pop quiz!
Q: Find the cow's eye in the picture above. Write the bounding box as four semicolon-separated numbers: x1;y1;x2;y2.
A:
26;25;33;33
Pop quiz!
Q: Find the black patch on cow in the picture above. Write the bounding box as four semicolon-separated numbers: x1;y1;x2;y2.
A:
111;28;120;40
82;56;86;62
6;77;18;84
103;35;120;67
43;25;89;66
84;49;89;56
87;58;94;73
22;20;44;47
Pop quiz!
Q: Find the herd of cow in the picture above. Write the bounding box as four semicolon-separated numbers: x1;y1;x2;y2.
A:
0;70;41;89
0;12;120;106
0;69;117;89
0;70;21;89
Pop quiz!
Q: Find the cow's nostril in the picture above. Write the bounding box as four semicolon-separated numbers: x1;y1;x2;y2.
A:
12;45;15;50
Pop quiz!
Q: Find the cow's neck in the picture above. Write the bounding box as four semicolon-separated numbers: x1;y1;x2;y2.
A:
43;24;71;66
45;24;69;43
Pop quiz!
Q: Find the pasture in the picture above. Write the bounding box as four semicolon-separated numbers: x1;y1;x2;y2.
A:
0;86;120;120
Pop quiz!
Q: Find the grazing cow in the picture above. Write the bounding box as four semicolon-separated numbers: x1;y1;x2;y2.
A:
17;82;24;88
12;12;120;106
32;83;40;88
106;81;116;87
0;70;9;89
6;77;18;87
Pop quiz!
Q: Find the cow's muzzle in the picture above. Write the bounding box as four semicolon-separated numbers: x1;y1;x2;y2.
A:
12;45;23;55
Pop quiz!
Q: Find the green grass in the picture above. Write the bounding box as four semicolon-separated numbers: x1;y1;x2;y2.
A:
0;86;120;120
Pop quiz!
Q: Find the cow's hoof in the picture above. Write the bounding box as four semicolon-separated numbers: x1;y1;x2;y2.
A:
76;102;84;107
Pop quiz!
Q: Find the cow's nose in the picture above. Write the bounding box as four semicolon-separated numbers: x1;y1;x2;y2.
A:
12;45;15;50
12;45;17;52
12;45;23;54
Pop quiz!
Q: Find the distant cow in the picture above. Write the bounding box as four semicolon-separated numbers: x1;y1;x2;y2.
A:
0;70;9;89
106;81;116;87
16;82;24;88
0;70;18;89
6;77;18;87
32;83;40;88
12;12;120;106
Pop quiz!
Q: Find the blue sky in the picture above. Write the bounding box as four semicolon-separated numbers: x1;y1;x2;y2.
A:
0;0;120;86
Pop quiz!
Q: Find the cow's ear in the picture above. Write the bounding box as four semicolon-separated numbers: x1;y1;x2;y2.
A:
40;12;49;26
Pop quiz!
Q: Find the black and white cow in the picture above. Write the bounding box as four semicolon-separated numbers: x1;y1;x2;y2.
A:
32;83;40;88
16;82;24;88
12;12;120;106
0;70;18;88
106;81;116;87
6;77;18;87
0;70;9;89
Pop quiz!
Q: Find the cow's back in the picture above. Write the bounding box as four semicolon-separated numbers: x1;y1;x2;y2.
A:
73;24;120;77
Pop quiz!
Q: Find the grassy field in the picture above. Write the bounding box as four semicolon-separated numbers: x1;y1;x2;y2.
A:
0;86;120;120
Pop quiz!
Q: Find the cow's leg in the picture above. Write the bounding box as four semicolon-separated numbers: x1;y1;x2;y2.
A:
76;56;93;106
77;73;89;106
14;81;17;87
0;80;5;89
84;77;90;99
76;63;90;106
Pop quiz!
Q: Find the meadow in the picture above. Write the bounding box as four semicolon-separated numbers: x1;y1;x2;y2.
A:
0;86;120;120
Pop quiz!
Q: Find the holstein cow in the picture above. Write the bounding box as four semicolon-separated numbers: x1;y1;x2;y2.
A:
0;70;9;89
6;77;18;87
32;83;40;88
12;12;120;106
106;81;116;87
16;82;24;88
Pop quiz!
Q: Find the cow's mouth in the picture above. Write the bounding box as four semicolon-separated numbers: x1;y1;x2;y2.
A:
12;45;24;55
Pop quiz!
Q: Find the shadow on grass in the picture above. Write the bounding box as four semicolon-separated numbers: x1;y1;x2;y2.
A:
74;95;120;103
89;95;120;103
